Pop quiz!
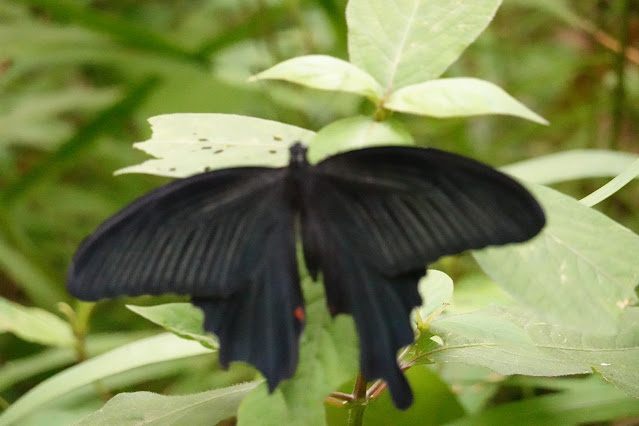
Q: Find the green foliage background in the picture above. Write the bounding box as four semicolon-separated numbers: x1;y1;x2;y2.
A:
1;0;638;425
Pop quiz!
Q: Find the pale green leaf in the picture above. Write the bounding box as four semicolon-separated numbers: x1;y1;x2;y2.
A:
429;306;639;398
308;116;413;163
447;374;639;426
75;383;258;426
0;333;212;426
414;269;453;321
115;114;315;178
501;150;639;184
474;185;639;333
580;158;639;207
127;304;218;350
0;297;74;347
250;55;382;100
446;273;516;314
0;332;153;393
347;0;503;89
385;78;547;124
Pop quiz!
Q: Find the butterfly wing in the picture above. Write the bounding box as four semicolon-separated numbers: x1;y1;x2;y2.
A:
67;167;305;389
301;146;545;408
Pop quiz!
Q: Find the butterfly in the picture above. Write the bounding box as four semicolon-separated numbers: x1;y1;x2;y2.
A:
67;142;545;409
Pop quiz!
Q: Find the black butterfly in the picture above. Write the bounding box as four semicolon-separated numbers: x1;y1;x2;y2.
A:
67;142;545;409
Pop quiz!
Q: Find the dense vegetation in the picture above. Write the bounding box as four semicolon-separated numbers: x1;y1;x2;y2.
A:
1;1;638;425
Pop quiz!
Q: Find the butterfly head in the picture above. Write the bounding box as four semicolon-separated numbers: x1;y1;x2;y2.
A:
289;142;309;169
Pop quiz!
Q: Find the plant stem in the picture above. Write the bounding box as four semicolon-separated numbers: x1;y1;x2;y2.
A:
346;373;368;426
610;0;630;149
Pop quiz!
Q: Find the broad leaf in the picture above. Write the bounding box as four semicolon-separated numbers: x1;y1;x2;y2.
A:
127;304;218;350
447;375;639;426
75;383;258;426
308;116;413;163
414;270;454;322
475;184;639;333
428;306;639;398
347;0;502;89
0;297;74;347
385;78;547;124
250;55;383;100
116;114;315;177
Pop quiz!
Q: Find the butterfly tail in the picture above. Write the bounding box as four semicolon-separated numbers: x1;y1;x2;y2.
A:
193;220;305;391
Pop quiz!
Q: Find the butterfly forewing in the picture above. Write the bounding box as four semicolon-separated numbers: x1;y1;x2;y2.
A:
68;167;287;299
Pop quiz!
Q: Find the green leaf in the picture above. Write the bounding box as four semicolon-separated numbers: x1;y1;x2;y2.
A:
347;0;503;90
430;308;639;423
446;274;516;314
428;305;639;399
474;185;639;333
447;375;639;426
414;269;453;321
0;332;152;393
127;304;218;350
580;158;639;207
501;150;639;184
250;55;383;100
74;383;258;426
0;297;74;347
116;114;316;178
308;116;413;163
237;279;359;426
0;333;212;426
384;78;548;124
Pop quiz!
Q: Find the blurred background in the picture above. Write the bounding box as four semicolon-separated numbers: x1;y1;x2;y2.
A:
1;0;638;416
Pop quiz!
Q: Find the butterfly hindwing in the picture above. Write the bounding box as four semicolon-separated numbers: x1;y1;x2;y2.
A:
301;146;545;408
193;204;304;390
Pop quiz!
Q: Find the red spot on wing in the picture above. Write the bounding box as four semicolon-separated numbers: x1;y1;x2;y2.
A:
294;306;305;321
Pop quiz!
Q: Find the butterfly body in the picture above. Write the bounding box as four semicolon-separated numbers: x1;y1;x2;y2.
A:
68;142;545;409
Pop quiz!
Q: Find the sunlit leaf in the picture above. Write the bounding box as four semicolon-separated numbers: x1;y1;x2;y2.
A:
250;55;382;100
127;304;218;350
347;0;502;89
116;114;315;177
308;116;413;163
475;185;639;333
0;297;73;347
428;306;639;399
385;78;547;124
75;383;258;426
